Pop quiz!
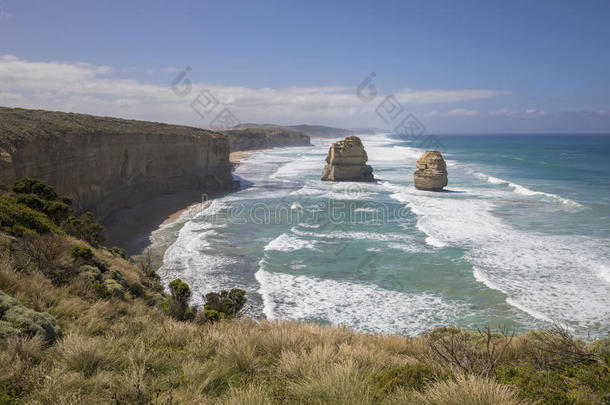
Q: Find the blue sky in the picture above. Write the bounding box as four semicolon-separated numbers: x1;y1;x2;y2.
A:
1;0;609;133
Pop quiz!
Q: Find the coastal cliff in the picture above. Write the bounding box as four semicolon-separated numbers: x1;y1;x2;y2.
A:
0;107;234;221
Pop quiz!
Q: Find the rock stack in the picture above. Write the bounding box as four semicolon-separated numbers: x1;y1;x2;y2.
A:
413;151;448;191
321;136;374;182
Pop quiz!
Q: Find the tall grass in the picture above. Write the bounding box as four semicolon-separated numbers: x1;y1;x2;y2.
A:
1;232;608;404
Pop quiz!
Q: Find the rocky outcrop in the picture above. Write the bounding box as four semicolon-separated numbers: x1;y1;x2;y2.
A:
0;107;234;221
321;136;374;182
413;150;448;191
224;127;310;151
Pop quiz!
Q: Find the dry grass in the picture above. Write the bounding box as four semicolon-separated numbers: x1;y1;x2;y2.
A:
1;234;608;404
56;333;115;377
408;374;524;405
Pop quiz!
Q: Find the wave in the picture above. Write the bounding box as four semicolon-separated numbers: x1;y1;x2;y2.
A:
157;220;242;307
383;180;610;332
474;172;583;208
255;265;464;335
264;233;319;252
599;265;610;283
290;227;417;243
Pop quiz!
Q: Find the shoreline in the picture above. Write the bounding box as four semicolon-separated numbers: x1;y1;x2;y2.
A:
158;149;261;227
104;149;263;268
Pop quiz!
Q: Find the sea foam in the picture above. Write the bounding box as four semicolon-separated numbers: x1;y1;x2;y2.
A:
255;265;464;335
475;172;584;208
384;180;610;332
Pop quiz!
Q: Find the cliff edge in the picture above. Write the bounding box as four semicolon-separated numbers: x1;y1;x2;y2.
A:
0;107;234;221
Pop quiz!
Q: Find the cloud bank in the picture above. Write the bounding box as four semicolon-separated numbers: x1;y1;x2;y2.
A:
0;55;510;128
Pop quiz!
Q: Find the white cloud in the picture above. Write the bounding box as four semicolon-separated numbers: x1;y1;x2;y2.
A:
0;55;509;127
447;108;479;117
489;108;546;118
395;89;509;105
422;110;441;118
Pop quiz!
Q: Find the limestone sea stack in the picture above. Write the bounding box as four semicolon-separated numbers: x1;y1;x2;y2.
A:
413;150;448;191
321;136;374;182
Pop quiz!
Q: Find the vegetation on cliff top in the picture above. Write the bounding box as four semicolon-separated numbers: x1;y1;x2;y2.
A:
0;106;224;151
224;126;311;151
0;179;609;404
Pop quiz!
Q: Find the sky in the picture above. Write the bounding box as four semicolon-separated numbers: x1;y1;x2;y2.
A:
0;0;609;133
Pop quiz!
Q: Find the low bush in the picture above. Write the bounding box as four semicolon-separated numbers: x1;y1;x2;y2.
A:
12;178;58;201
162;278;195;321
0;194;59;236
0;290;61;344
169;278;191;304
204;288;246;318
110;246;128;259
63;212;106;246
1;179;107;242
374;363;436;394
70;246;93;261
201;309;227;323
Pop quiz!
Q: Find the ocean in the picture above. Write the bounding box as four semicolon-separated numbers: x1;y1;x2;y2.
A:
155;134;610;338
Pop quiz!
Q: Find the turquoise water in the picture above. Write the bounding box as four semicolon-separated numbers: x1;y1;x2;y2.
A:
156;134;610;337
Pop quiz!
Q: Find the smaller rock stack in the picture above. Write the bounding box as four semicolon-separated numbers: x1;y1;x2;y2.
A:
413;151;448;191
321;136;374;182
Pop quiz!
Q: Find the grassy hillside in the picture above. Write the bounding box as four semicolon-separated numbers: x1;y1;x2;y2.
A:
233;123;356;139
0;179;609;404
0;107;223;148
224;127;310;151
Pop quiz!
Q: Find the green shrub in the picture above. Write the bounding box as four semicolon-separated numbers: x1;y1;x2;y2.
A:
375;363;436;394
103;279;126;300
14;193;45;211
79;265;102;283
102;267;127;287
201;309;227;323
12;178;58;201
0;290;61;344
71;246;94;261
169;278;191;305
63;212;106;246
44;200;71;224
78;263;128;300
204;288;246;317
91;282;111;299
162;297;195;321
495;364;571;404
0;194;60;236
109;246;128;259
59;195;73;206
0;319;20;341
163;278;195;321
589;337;610;367
6;179;107;244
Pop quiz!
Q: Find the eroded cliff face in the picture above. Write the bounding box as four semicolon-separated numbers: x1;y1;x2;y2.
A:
0;107;234;220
